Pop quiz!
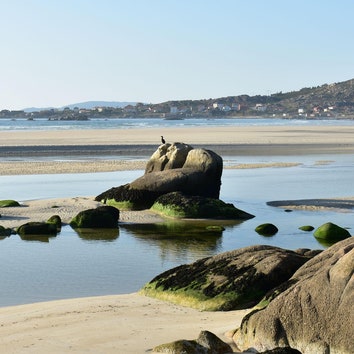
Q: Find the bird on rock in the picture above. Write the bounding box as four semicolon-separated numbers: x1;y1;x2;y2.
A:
161;136;166;144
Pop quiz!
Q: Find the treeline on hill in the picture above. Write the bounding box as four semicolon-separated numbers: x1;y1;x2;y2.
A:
1;78;354;119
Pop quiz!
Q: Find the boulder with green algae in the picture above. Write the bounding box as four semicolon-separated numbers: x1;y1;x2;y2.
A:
16;222;58;236
0;200;20;207
313;222;351;242
141;245;317;311
70;206;119;228
255;223;278;236
151;192;254;220
47;215;62;231
153;330;232;354
299;225;314;232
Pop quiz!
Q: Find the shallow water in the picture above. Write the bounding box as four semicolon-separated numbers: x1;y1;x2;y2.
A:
0;154;353;307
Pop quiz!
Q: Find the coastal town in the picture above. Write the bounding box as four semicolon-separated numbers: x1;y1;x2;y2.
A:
1;78;354;121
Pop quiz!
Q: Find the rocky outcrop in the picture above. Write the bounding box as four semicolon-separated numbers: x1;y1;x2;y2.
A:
233;237;354;354
95;143;224;210
153;330;232;354
151;192;254;219
141;245;319;311
70;206;119;228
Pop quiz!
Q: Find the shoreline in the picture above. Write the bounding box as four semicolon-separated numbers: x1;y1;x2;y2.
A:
0;291;250;353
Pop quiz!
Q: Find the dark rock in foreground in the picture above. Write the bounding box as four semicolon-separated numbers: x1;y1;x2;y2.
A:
151;192;254;219
153;330;232;354
233;237;354;354
141;245;319;311
70;206;119;228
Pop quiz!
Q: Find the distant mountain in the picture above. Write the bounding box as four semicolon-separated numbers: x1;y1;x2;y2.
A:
23;101;137;112
60;101;137;110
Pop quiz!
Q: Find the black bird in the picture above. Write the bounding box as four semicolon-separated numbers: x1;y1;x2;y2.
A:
161;136;166;144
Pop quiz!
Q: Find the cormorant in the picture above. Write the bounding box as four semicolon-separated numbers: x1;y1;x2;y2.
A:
161;136;166;144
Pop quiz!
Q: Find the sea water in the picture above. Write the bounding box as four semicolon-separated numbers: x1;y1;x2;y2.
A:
0;154;353;307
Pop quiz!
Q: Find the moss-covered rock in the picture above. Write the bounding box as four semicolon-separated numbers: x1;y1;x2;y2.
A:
95;185;161;210
47;215;62;231
150;192;254;220
313;222;351;242
17;222;58;236
0;225;12;237
70;206;119;228
141;245;316;311
255;223;278;236
0;200;20;207
299;225;314;232
153;330;232;354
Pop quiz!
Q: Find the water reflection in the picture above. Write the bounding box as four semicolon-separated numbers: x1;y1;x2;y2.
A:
19;235;56;243
72;228;119;242
120;219;246;259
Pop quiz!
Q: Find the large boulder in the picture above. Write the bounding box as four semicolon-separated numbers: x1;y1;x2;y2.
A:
233;237;354;354
141;245;319;311
95;143;223;210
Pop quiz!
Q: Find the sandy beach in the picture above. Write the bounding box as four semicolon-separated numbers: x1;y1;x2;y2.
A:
1;124;353;353
0;292;249;353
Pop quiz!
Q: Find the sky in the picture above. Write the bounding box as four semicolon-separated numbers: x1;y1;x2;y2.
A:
1;0;353;110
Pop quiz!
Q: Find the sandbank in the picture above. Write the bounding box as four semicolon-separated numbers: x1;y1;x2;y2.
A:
0;125;354;175
0;197;165;229
0;292;249;353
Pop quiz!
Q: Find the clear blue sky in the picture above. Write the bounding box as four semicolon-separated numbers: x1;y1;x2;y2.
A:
1;0;353;110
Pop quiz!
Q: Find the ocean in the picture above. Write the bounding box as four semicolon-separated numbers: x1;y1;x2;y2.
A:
0;117;353;306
